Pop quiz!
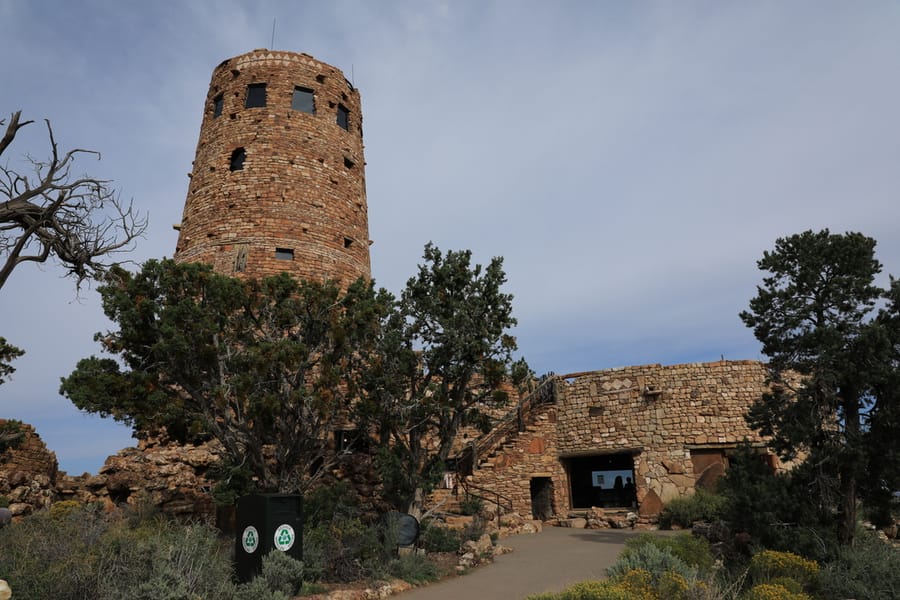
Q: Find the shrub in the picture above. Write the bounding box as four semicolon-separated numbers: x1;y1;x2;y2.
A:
421;522;462;553
607;538;697;584
460;495;484;516
0;503;239;600
0;496;9;508
525;579;635;600
816;531;900;600
744;583;811;600
254;550;305;596
303;513;390;582
749;550;818;589
658;488;725;529
624;533;715;574
0;503;108;600
388;552;441;585
716;444;839;562
95;515;236;600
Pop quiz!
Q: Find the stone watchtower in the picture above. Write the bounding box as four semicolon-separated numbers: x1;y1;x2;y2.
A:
174;49;371;287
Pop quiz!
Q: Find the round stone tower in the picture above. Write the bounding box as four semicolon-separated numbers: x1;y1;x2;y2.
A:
174;49;371;287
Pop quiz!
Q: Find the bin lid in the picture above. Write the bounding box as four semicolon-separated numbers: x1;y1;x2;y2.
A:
386;511;420;546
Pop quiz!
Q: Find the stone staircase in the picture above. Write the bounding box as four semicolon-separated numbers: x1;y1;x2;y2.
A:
456;376;558;476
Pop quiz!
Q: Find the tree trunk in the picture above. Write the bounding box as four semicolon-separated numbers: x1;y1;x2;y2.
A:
406;487;426;521
838;395;860;545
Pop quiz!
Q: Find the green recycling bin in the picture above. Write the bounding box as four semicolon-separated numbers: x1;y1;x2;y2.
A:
235;493;303;583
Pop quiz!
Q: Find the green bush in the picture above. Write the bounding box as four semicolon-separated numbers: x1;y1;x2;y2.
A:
716;444;838;562
459;495;484;516
421;522;462;553
658;488;725;529
0;503;108;600
624;533;715;574
388;552;441;585
607;539;697;584
303;513;391;582
816;531;900;600
254;550;305;596
0;503;236;600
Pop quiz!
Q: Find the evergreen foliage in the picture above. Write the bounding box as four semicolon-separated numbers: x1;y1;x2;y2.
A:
60;259;388;494
354;243;530;514
740;229;900;545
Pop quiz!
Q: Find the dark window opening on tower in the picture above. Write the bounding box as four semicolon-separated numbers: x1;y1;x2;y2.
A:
213;94;224;117
292;87;315;114
343;237;353;248
229;148;246;171
275;248;294;260
343;157;355;169
245;83;267;108
337;105;349;130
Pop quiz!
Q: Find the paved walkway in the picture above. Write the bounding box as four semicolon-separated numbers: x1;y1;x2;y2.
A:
397;527;640;600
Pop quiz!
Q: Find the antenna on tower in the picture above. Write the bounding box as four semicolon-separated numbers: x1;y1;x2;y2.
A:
271;18;276;49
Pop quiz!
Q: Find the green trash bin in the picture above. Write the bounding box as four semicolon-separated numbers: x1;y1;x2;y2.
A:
235;493;303;583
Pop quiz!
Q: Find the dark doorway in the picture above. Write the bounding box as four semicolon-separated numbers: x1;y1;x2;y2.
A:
566;453;636;509
530;477;554;520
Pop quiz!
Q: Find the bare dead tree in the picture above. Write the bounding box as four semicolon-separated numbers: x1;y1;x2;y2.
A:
0;111;147;291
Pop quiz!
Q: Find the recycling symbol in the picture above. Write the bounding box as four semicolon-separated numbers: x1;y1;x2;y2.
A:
274;524;295;551
241;526;259;554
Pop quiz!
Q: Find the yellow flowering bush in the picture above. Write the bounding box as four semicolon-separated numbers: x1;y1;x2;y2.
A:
750;550;819;588
745;582;811;600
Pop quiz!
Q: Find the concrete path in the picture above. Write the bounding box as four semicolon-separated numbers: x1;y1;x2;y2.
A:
397;527;640;600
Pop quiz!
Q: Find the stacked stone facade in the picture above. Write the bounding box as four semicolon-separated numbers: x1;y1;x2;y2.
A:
0;421;58;517
174;49;370;287
466;361;774;519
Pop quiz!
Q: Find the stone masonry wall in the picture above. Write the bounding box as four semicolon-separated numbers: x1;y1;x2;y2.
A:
0;420;59;517
466;360;772;519
175;49;370;288
556;360;770;508
468;405;568;517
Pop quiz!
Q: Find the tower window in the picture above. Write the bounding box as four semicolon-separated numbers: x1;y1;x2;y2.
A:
229;148;246;171
336;105;349;131
291;87;315;114
213;94;223;117
245;83;267;108
275;248;294;260
343;157;355;169
343;237;353;248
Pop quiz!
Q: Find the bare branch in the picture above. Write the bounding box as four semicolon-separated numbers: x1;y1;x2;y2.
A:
0;111;148;291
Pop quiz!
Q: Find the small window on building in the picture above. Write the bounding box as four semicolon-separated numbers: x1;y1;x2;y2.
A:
291;86;315;114
343;156;355;169
233;244;249;273
213;94;223;117
336;104;349;130
245;83;267;108
229;148;246;171
343;237;353;249
275;248;294;260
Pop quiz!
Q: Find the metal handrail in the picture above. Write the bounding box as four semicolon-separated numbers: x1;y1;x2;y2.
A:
459;479;513;529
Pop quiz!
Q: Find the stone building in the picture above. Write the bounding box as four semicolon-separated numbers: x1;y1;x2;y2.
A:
174;49;371;288
458;360;775;520
2;51;779;524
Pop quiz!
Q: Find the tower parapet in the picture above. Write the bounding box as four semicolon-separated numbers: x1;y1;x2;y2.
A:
174;49;371;287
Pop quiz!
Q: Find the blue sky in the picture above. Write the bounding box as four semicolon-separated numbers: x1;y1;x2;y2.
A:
1;1;899;475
